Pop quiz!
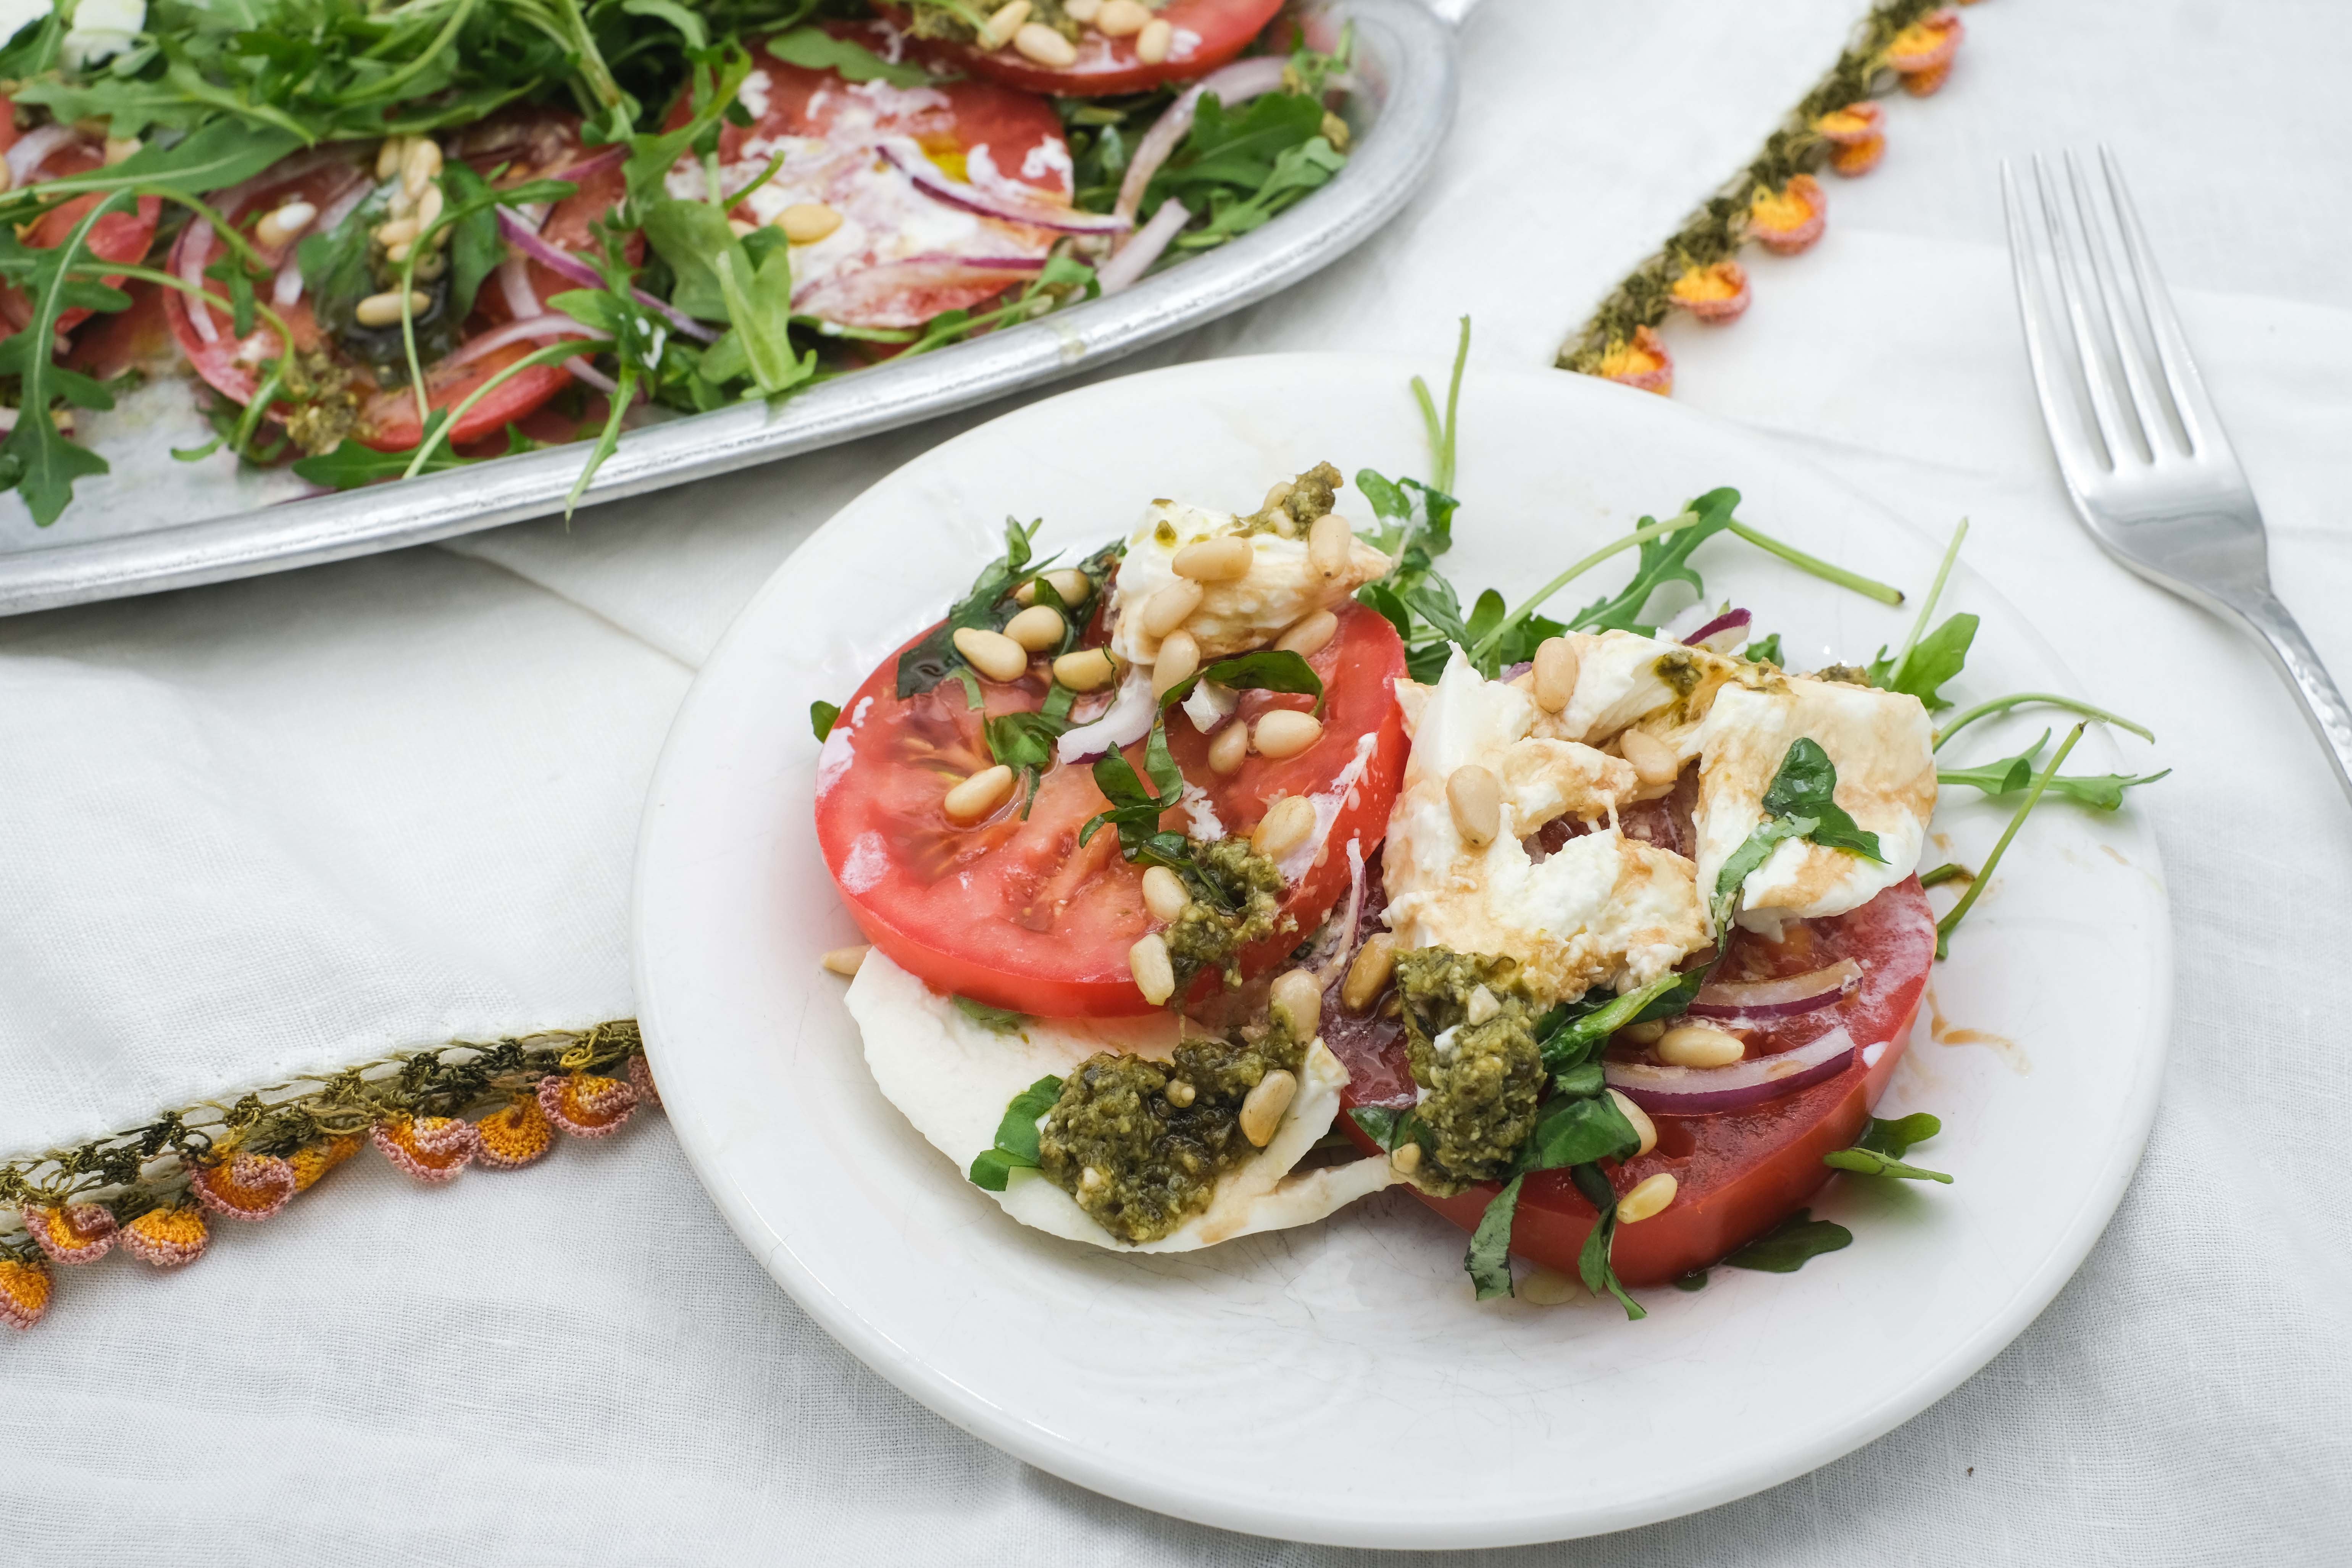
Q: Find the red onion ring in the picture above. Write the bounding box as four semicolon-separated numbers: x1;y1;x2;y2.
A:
179;218;219;344
1687;958;1860;1020
494;205;718;344
1096;198;1189;295
878;141;1127;236
497;253;542;319
1604;1028;1858;1115
439;313;598;371
4;124;79;185
1683;608;1752;652
1114;57;1292;223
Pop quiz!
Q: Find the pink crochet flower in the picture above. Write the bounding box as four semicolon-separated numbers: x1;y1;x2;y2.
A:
474;1099;555;1170
628;1051;663;1111
372;1116;480;1184
1748;174;1827;255
23;1202;118;1265
121;1206;210;1269
1669;260;1751;323
189;1153;297;1222
0;1257;52;1331
539;1073;638;1139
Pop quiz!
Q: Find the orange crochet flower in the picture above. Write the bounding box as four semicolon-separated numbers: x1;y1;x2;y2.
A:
1887;8;1962;94
476;1099;555;1170
539;1073;638;1139
1814;101;1886;176
1595;326;1673;396
289;1134;363;1193
0;1256;52;1331
189;1153;297;1222
1669;260;1750;323
373;1116;479;1184
628;1052;663;1111
23;1202;118;1265
1747;174;1827;255
122;1206;209;1269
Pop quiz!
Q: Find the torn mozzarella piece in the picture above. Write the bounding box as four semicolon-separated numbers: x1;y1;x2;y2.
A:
1382;650;1707;1004
1693;676;1937;934
1508;630;1755;778
1108;500;1391;666
848;951;1394;1250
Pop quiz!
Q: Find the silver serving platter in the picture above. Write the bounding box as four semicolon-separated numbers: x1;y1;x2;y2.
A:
0;0;1458;616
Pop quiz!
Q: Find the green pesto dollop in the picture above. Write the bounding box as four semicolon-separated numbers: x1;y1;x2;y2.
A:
1239;460;1345;537
1037;1020;1307;1244
1394;948;1545;1194
1163;836;1286;997
1814;663;1873;687
1654;648;1704;703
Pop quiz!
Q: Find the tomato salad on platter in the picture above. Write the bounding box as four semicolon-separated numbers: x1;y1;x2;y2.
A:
813;336;2168;1308
0;0;1358;526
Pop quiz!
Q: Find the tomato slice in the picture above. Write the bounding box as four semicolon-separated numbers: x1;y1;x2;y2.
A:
160;111;624;453
677;24;1076;330
0;103;164;338
818;602;1408;1017
1334;878;1938;1287
877;0;1285;95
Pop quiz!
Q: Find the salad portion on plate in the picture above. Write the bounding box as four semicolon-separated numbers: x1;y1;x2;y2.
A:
0;0;1360;527
810;334;2167;1310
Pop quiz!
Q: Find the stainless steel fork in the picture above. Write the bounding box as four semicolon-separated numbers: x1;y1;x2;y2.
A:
2002;148;2352;804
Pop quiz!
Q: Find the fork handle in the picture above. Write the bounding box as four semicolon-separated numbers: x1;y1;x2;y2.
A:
2227;590;2352;805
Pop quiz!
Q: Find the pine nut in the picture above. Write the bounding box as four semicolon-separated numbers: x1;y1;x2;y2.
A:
1270;968;1322;1040
1238;1069;1297;1147
103;136;141;166
820;944;870;976
1164;1077;1194;1107
1135;17;1173;61
1261;479;1295;513
977;0;1029;48
780;202;842;244
1172;535;1252;581
1003;604;1066;652
1208;719;1250;776
1446;764;1501;848
953;626;1030;683
1276;610;1337;658
1130;932;1175;1004
1623;1018;1665;1045
728;217;757;239
354;290;427;327
1307;511;1352;578
1066;0;1100;18
401;136;442;198
1052;647;1117;691
1017;568;1092;607
1391;1141;1422;1175
385;241;413;265
1252;708;1324;760
1616;1171;1678;1224
376;137;408;180
1519;1266;1583;1305
1150;630;1200;697
1142;865;1189;923
1619;728;1681;787
1341;932;1397;1012
1657;1024;1744;1068
1464;984;1500;1026
414;184;444;234
1096;0;1149;35
1252;794;1316;860
1140;578;1203;638
253;200;317;250
1013;21;1077;65
375;216;419;247
1534;636;1579;712
1608;1088;1658;1157
943;764;1016;823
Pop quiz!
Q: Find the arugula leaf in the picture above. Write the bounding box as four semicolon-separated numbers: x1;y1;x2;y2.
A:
1565;487;1739;634
1918;862;1971;890
1870;611;1978;710
1860;1112;1941;1157
1937;730;2170;811
811;700;841;741
1824;1148;1953;1182
1154;648;1324;716
953;996;1027;1034
766;24;931;87
895;517;1043;698
0;192;136;524
0;119;300;210
709;245;813;395
1673;1270;1709;1291
292;421;470;488
1744;632;1783;666
642;197;746;323
966;1074;1064;1189
1937;722;2085;958
1723;1208;1853;1272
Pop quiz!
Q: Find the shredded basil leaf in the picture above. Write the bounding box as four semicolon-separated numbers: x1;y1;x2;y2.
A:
1723;1208;1854;1273
810;700;841;741
966;1074;1063;1190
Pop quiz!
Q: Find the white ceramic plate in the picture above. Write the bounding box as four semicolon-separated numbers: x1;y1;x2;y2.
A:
632;355;2170;1549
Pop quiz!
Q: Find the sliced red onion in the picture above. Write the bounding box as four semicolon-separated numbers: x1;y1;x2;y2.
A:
1605;1027;1858;1115
440;313;599;370
1683;608;1752;653
565;356;619;395
494;205;718;344
1057;668;1155;765
1096;198;1189;295
271;254;304;308
879;140;1127;235
1688;958;1861;1020
1115;57;1292;223
179;218;218;344
5;125;79;185
210;146;362;224
497;253;543;319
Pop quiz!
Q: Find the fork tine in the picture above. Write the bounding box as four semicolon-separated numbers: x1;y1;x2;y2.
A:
2001;161;2103;494
2064;150;2176;458
2098;145;2228;460
2031;154;2135;466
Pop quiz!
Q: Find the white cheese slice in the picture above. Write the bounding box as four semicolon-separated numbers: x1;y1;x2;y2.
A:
848;951;1394;1251
1381;650;1708;1003
1107;500;1391;666
1692;677;1938;934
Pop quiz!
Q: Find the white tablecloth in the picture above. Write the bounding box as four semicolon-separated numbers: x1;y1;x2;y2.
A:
6;0;2349;1559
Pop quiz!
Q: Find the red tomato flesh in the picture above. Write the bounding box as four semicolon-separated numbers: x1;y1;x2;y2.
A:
1333;877;1937;1286
816;602;1407;1017
878;0;1285;95
0;104;163;338
161;111;625;452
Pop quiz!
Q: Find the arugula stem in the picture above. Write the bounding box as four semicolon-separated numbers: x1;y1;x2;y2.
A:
1894;518;1968;673
398;337;614;480
1934;691;2154;752
83;264;298;355
564;359;638;515
1724;519;1904;606
1471;510;1700;665
346;0;480;105
1934;722;2083;959
1408;315;1470;495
